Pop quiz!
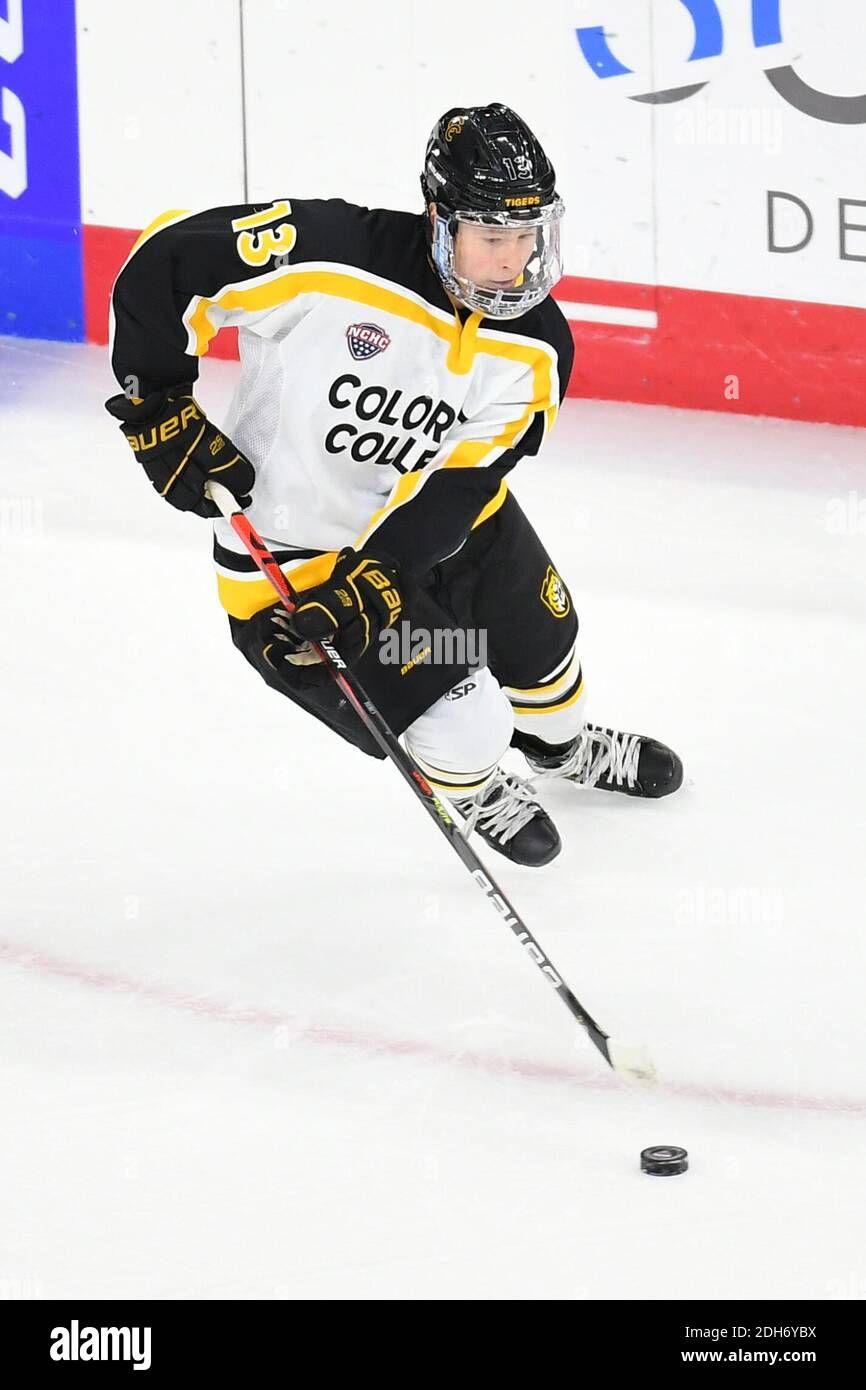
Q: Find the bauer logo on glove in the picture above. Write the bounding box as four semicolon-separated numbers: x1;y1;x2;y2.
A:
123;399;202;454
105;384;255;518
291;549;404;664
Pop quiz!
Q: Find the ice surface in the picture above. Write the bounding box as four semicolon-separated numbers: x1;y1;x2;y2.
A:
1;337;864;1300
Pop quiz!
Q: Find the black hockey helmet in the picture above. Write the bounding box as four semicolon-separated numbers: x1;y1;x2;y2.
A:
421;102;558;221
420;103;564;318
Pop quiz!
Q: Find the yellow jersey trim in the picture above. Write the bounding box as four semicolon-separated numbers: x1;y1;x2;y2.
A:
215;482;509;620
129;208;192;257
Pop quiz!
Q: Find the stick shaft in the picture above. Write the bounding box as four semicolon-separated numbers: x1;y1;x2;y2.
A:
206;481;614;1068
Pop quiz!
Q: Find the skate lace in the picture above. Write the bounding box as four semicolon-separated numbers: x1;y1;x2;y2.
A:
536;725;641;790
457;770;542;845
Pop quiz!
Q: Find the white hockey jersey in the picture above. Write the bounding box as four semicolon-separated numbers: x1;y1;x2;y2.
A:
110;199;574;619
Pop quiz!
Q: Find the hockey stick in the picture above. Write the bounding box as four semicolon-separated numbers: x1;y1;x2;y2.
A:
205;480;655;1083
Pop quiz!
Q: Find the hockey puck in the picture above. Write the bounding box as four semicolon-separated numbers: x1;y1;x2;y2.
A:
640;1145;688;1176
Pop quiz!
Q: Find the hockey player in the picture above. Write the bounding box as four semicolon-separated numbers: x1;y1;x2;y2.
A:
105;103;683;868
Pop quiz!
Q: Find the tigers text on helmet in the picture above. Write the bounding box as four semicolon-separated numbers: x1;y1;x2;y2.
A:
420;103;564;320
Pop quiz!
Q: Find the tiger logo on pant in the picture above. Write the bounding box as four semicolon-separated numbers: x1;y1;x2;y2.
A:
540;565;570;618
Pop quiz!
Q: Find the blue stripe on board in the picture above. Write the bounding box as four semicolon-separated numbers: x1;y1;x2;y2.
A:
0;0;83;339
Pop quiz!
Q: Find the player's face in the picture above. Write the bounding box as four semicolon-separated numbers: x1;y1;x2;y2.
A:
453;223;538;290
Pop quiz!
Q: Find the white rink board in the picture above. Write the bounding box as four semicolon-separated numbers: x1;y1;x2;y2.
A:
76;0;245;227
647;0;864;304
240;0;657;285
75;0;865;309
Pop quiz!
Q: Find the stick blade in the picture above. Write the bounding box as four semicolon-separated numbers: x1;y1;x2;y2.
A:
607;1041;657;1084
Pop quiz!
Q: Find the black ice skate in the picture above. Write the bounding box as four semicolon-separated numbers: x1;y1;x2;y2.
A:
454;769;561;867
519;724;683;799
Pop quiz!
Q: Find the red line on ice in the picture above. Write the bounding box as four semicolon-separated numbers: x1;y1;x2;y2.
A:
1;937;863;1117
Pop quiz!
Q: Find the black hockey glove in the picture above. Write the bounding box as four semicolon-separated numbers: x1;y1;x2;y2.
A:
105;384;255;518
260;605;324;669
291;548;403;664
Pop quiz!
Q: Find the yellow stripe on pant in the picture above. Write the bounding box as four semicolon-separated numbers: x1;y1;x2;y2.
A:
507;645;587;746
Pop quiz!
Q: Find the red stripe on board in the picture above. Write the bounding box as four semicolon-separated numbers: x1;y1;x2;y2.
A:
554;275;655;311
82;223;137;344
559;279;866;427
84;223;866;426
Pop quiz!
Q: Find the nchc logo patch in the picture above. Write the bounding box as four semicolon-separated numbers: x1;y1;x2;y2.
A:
346;322;391;361
540;565;570;618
